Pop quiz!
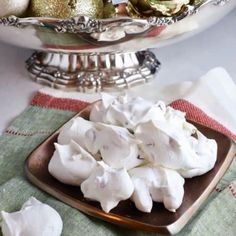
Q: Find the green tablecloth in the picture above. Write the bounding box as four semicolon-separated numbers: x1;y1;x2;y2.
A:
0;104;236;236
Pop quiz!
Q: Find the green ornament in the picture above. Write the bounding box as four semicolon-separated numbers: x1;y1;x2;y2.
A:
103;0;116;18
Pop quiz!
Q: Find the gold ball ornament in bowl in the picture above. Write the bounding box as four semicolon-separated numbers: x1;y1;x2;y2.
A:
126;0;192;18
30;0;104;19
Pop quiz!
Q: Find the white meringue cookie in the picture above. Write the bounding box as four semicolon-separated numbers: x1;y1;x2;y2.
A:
57;117;94;150
104;97;166;129
85;123;143;170
81;161;134;213
89;93;115;122
164;106;196;136
179;130;217;178
48;140;96;186
135;119;217;178
83;127;101;155
129;165;185;213
1;197;63;236
90;93;166;129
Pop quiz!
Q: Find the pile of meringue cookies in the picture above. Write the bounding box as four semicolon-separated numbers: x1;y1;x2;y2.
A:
49;93;218;213
0;0;193;19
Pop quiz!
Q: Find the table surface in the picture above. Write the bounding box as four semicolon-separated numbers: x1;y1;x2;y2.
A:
0;9;235;134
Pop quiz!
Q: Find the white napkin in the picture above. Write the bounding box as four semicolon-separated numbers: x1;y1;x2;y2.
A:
156;67;236;137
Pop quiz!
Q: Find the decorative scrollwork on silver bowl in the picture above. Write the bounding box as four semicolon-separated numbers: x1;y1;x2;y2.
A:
0;0;234;92
49;16;103;34
26;50;161;93
0;16;21;27
214;0;230;6
0;0;230;33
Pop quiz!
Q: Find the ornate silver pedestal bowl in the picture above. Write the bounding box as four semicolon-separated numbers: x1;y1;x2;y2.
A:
0;0;234;92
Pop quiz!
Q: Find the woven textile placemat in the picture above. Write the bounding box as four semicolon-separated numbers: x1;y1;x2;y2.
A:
0;91;235;236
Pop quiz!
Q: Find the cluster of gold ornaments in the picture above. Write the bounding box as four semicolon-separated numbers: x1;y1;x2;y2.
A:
0;0;195;19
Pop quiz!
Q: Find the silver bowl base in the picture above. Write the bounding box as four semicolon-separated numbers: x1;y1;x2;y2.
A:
26;50;160;93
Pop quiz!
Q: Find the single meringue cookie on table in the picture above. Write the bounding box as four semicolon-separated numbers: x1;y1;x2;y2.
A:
0;0;30;17
85;123;144;170
90;93;166;130
1;197;63;236
135;119;217;178
129;165;185;213
81;161;134;213
48;140;96;186
58;117;94;150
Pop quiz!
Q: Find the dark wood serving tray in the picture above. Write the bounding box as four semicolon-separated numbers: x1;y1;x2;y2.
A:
25;104;236;235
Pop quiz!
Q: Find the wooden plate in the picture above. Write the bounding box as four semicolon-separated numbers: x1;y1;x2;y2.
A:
25;104;236;235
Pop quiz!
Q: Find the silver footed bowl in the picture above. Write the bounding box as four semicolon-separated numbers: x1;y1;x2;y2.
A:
0;0;234;92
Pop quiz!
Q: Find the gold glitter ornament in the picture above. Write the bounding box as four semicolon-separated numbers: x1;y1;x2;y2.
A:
30;0;104;19
127;0;191;18
0;0;30;17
